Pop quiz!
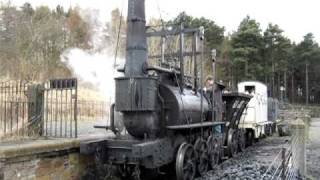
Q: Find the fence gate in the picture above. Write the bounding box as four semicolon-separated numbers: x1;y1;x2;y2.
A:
43;79;78;138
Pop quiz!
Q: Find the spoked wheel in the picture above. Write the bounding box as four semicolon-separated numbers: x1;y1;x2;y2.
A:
227;129;238;157
194;138;209;175
238;130;246;152
207;135;221;169
176;143;196;180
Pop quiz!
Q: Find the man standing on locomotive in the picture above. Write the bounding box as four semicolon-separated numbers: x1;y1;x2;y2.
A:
203;76;225;122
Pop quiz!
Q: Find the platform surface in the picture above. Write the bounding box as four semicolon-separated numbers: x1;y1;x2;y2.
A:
0;134;110;159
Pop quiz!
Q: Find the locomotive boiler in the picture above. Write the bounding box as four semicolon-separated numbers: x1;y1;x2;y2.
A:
80;0;251;179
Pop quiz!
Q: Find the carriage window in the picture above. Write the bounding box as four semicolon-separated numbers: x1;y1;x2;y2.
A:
245;86;255;94
213;125;222;134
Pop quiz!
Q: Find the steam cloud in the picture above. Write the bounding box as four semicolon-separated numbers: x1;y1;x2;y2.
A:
61;49;123;102
61;8;124;103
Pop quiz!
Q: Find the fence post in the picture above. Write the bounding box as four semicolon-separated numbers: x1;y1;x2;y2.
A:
27;84;44;136
282;148;286;180
291;118;306;177
74;79;78;138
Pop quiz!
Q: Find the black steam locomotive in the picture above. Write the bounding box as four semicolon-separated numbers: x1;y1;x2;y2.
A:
81;0;251;179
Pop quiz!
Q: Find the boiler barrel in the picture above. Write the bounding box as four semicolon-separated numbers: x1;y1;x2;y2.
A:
160;85;209;126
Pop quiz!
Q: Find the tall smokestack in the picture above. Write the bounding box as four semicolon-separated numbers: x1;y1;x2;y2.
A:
125;0;147;77
116;0;159;138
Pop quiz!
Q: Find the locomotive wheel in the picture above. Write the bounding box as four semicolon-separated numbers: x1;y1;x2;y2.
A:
238;130;246;152
227;129;238;157
117;165;136;179
207;136;220;168
176;143;196;180
246;130;253;147
265;125;269;136
194;138;209;175
269;125;273;135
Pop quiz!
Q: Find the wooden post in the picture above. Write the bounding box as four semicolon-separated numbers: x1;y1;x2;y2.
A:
27;84;44;136
291;118;306;177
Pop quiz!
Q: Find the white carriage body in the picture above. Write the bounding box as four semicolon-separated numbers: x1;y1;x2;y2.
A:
238;81;271;138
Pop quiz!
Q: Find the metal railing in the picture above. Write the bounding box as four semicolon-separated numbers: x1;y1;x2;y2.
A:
0;79;112;140
261;146;295;180
77;100;109;123
0;81;32;139
261;120;305;180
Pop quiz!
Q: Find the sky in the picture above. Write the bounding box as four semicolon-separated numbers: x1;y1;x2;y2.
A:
5;0;320;43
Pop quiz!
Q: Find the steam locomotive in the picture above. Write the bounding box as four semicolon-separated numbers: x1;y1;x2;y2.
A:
80;0;251;179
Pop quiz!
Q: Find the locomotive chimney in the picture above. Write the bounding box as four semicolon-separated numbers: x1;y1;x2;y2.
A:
115;0;160;139
125;0;148;77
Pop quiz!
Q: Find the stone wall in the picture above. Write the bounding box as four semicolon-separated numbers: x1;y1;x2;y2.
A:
0;139;96;180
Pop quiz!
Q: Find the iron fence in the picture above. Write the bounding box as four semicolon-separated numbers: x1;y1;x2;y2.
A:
0;79;111;140
261;145;295;180
77;100;109;123
0;81;32;139
262;120;306;180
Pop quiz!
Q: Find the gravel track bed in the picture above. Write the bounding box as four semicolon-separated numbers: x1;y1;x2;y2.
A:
198;136;291;180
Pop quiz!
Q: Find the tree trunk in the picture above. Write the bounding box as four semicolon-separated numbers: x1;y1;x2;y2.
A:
284;70;287;102
306;63;309;105
272;61;275;97
245;60;248;80
277;72;281;99
291;73;294;103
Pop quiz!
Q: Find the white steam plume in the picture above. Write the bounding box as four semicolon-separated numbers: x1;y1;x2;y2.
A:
61;49;123;102
61;8;124;103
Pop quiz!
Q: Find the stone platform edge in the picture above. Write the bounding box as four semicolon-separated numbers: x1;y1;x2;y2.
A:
0;136;106;160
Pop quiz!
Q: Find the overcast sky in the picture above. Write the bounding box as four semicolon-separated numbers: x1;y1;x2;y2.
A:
6;0;320;43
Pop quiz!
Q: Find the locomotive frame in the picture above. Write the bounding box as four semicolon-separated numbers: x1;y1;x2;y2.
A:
80;0;252;179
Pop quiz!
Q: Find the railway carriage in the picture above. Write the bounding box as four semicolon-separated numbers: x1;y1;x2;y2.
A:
238;81;279;144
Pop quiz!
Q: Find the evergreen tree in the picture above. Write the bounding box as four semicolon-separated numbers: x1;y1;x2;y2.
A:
230;16;263;82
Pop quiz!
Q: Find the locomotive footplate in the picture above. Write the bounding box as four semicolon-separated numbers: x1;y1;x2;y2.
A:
80;137;174;169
